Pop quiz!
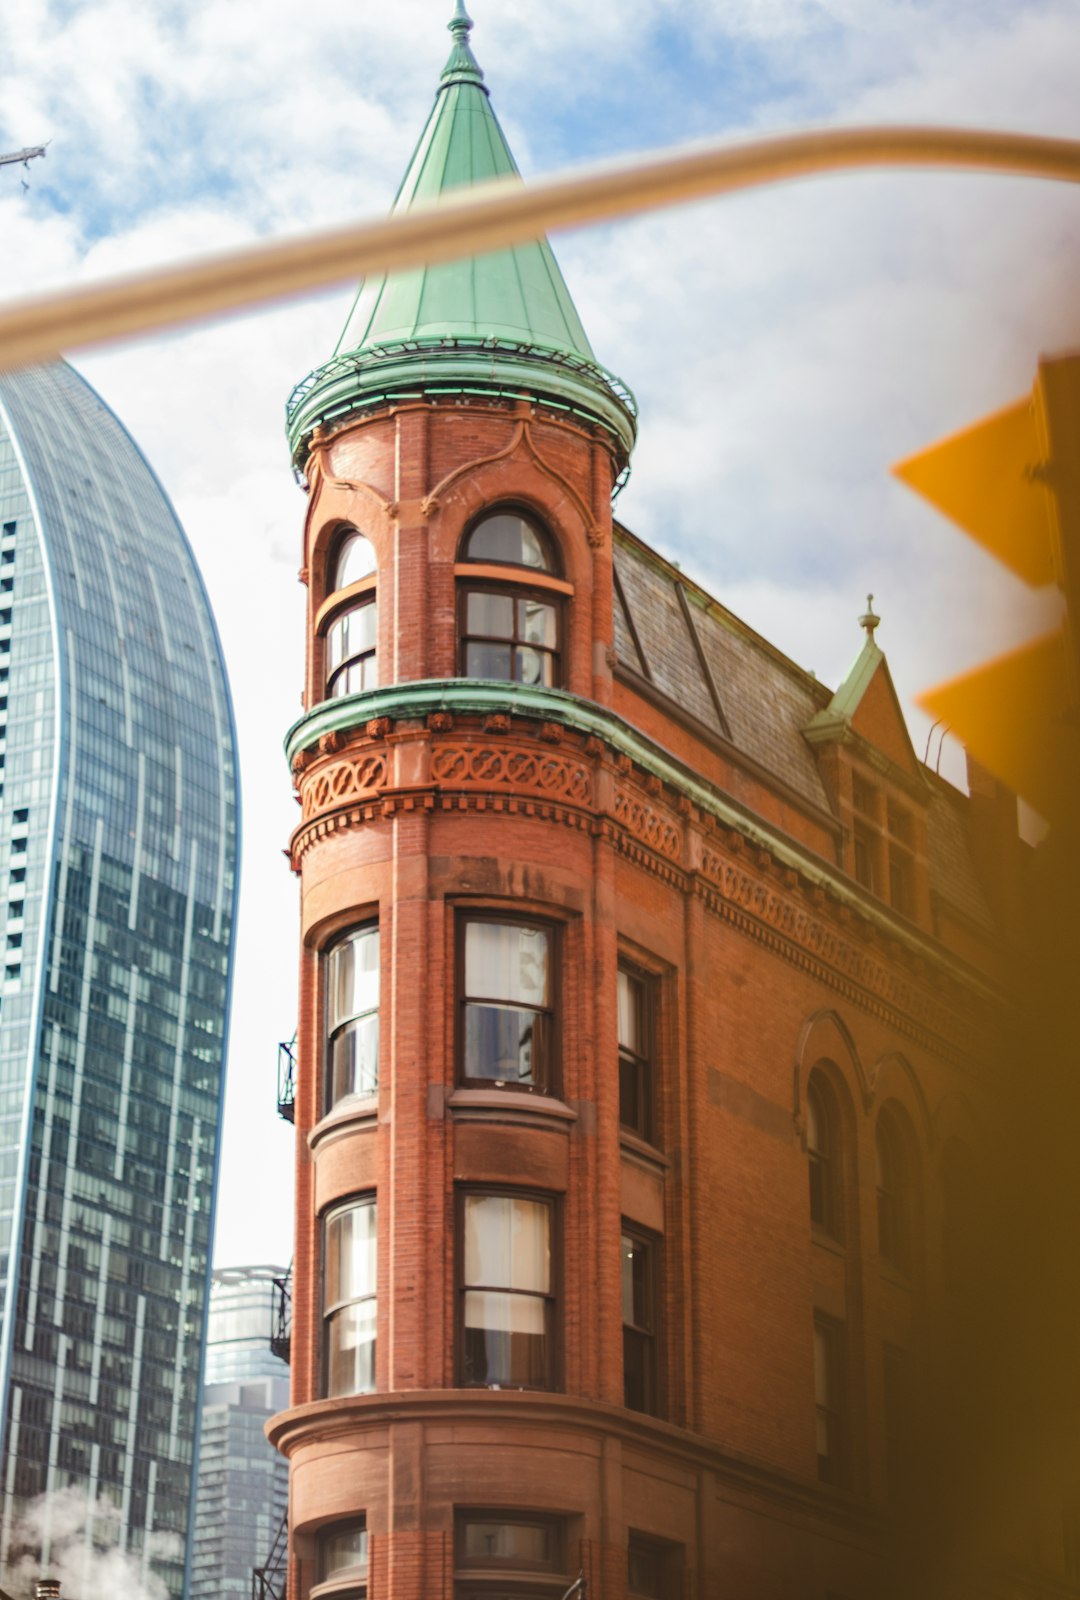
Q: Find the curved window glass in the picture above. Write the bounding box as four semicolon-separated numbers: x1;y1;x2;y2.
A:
463;510;554;572
461;918;553;1093
318;1522;368;1598
458;511;562;688
332;531;377;592
460;1192;554;1389
461;588;558;687
323;1198;377;1397
326;925;379;1111
326;598;377;698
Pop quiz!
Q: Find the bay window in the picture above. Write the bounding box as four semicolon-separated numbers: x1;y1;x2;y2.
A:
460;1192;555;1389
323;1198;376;1397
460;918;554;1094
325;924;379;1112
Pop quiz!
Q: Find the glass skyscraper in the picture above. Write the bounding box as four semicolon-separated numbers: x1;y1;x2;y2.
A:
0;362;238;1597
192;1266;290;1600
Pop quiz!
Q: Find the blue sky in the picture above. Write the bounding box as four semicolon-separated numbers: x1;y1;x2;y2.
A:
0;0;1077;1265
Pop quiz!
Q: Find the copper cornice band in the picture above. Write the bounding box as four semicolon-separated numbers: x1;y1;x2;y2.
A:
0;126;1078;370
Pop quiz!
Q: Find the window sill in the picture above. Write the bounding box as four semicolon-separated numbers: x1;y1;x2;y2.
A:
308;1095;379;1152
811;1226;846;1258
446;1087;577;1131
309;1578;367;1600
619;1131;670;1171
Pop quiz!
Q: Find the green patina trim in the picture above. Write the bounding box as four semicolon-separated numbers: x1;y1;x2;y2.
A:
288;4;636;474
284;680;996;999
286;338;637;467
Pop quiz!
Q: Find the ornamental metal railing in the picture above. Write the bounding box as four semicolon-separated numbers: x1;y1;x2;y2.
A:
270;1266;292;1366
277;1034;297;1124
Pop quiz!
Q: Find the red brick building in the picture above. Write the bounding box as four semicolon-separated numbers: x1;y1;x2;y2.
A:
267;9;1068;1598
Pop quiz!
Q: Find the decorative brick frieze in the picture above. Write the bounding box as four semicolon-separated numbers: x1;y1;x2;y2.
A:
430;742;592;803
613;785;682;861
300;749;389;820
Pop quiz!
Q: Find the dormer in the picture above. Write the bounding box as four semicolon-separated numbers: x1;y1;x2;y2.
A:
804;599;931;928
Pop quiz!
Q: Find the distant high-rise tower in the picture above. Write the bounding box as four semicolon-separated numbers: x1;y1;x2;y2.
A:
0;362;238;1597
192;1267;290;1600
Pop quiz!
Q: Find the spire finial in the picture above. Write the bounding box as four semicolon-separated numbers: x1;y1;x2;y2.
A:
859;593;880;638
449;0;473;39
440;0;485;88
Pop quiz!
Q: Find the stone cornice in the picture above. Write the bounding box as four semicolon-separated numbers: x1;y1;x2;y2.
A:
267;1388;887;1541
284;681;1000;1008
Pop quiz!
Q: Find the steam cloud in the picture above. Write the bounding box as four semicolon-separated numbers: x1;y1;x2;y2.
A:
2;1489;180;1600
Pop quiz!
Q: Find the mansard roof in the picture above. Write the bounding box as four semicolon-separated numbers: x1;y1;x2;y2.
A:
611;525;994;935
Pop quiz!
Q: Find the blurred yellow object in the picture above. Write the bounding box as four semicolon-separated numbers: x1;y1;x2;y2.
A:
895;353;1080;827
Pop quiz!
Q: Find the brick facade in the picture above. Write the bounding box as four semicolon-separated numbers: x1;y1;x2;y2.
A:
264;384;1060;1598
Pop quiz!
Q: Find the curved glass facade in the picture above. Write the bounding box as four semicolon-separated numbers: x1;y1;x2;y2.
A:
0;363;238;1597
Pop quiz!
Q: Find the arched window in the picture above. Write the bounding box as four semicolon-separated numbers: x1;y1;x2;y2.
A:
331;530;377;592
876;1108;913;1273
323;530;378;699
807;1071;842;1241
458;509;562;688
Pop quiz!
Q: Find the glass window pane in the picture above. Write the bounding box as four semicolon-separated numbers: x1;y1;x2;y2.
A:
513;646;553;687
621;1233;649;1326
465;641;512;681
330;1013;380;1102
464;1003;543;1086
333;533;376;590
320;1527;369;1581
327;1204;377;1305
466;513;550;570
466;591;514;637
327;1300;376;1397
617;969;639;1051
330;927;380;1029
464;1195;549;1291
463;1290;548;1386
518;597;557;648
465;922;548;1006
463;1521;552;1564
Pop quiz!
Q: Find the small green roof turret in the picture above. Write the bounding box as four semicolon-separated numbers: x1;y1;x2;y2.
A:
286;3;637;473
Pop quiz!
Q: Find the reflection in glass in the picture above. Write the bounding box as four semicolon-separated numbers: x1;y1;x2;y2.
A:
319;1525;368;1583
460;586;559;687
327;599;377;698
326;927;379;1108
464;512;552;571
466;591;514;636
462;1519;552;1565
463;922;551;1091
324;1201;377;1397
332;532;377;591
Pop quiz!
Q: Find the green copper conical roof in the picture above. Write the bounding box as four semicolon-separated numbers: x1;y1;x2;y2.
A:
286;2;636;472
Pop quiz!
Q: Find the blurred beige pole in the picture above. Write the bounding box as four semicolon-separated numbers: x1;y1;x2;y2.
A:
0;124;1078;371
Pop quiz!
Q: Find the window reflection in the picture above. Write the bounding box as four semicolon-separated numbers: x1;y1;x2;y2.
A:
462;921;552;1091
326;599;377;698
324;1200;377;1397
332;532;376;592
326;926;379;1110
